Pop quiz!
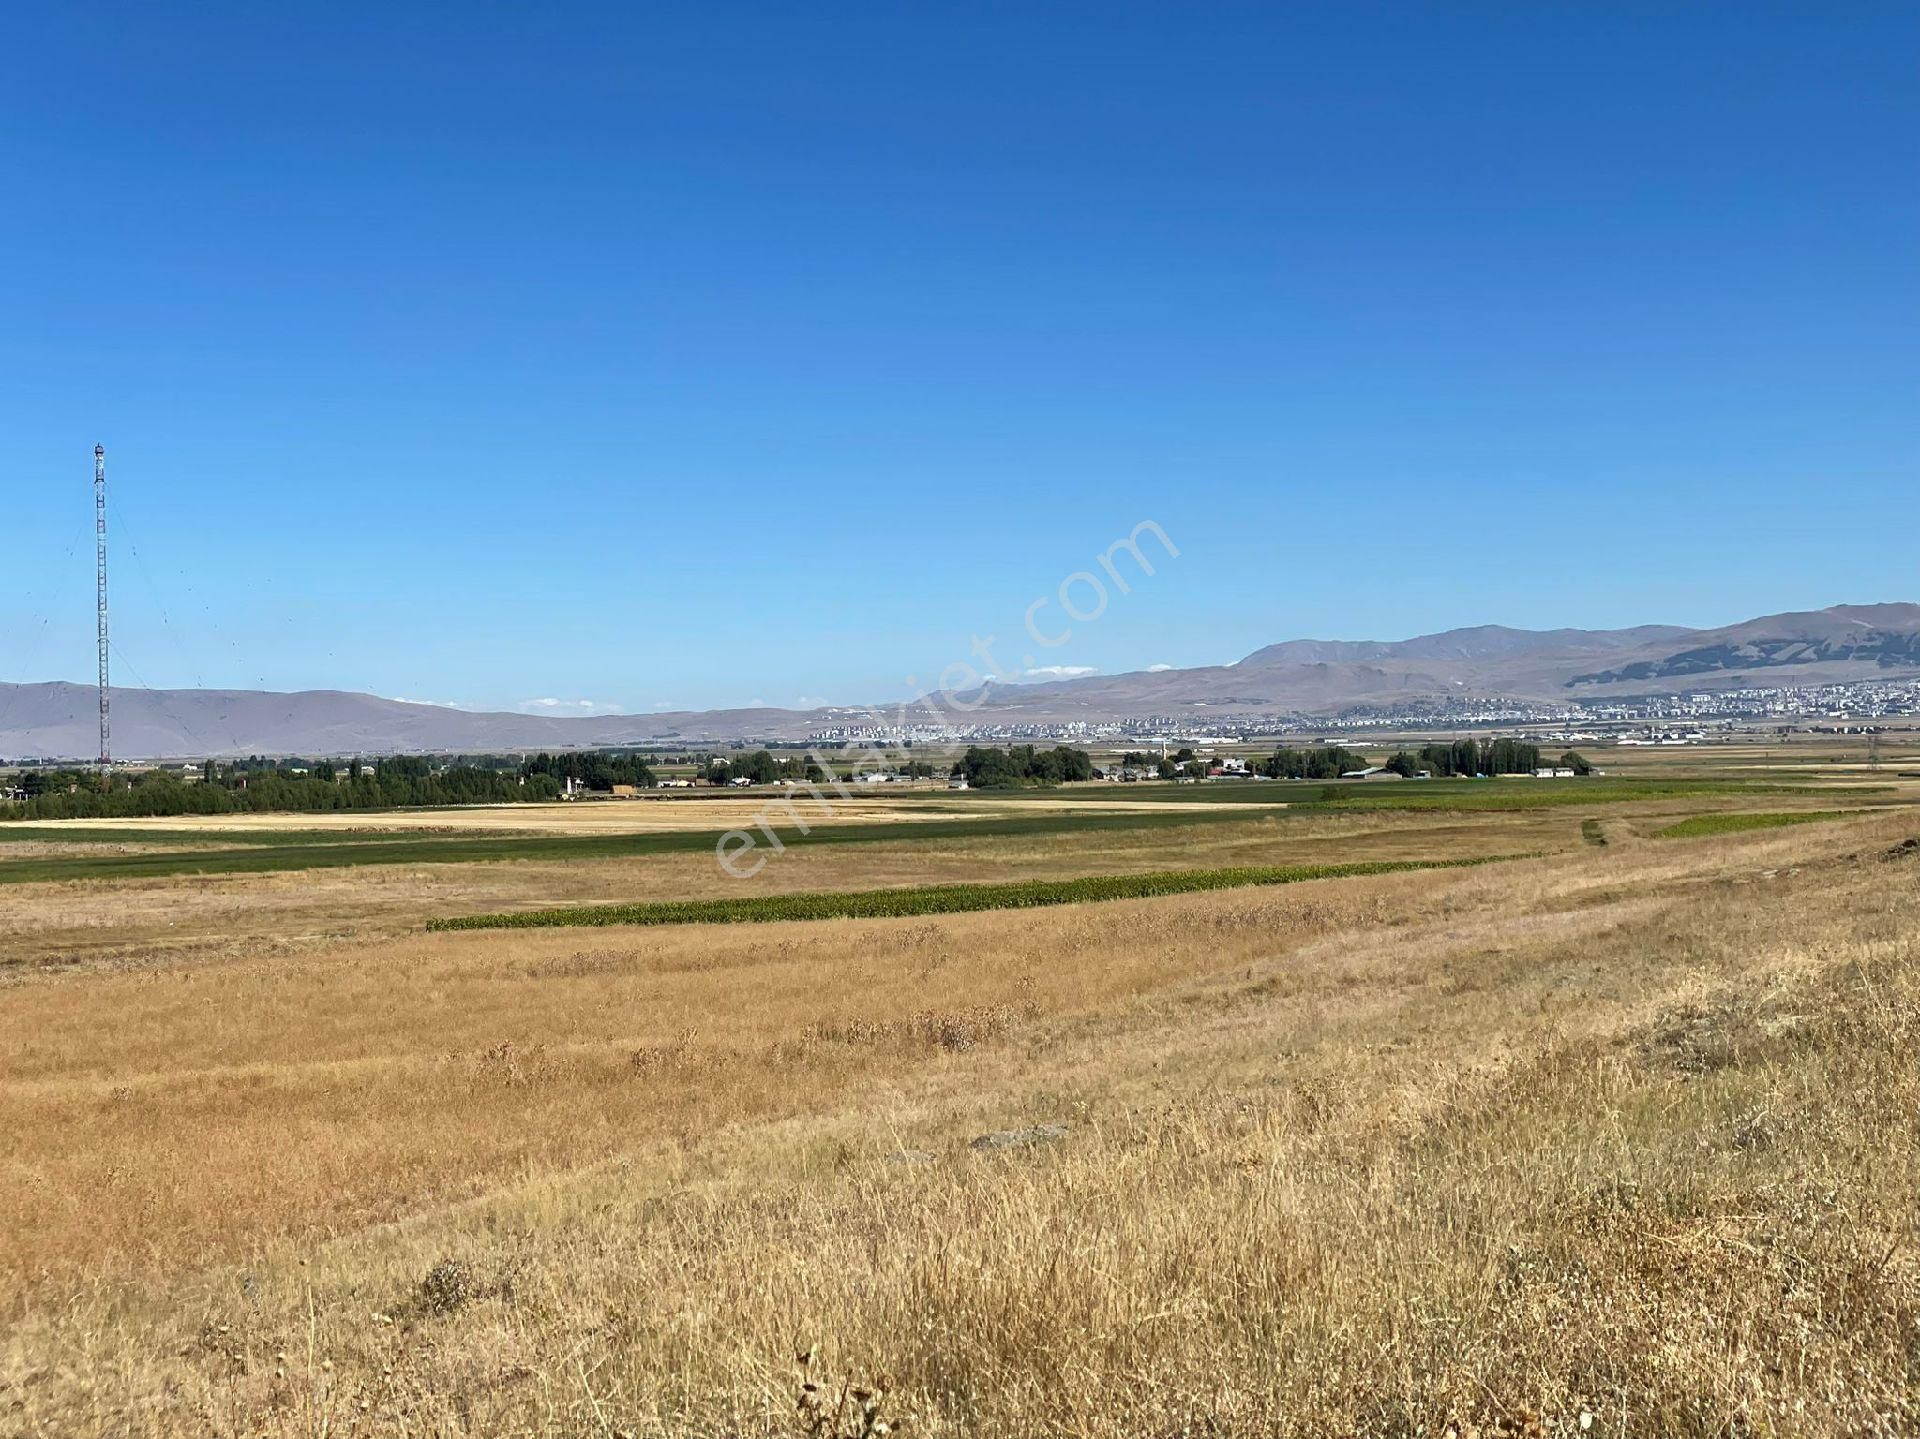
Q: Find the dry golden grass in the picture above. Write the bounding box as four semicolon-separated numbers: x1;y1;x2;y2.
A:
4;807;1920;1435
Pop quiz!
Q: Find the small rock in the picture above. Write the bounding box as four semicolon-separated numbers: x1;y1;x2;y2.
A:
969;1123;1071;1152
1884;837;1919;861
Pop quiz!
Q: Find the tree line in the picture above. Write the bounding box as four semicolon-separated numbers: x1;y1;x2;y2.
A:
1381;739;1587;777
952;744;1094;788
1;749;684;821
0;735;1595;821
1225;741;1587;780
521;751;658;789
1260;746;1373;779
706;751;825;786
0;758;572;821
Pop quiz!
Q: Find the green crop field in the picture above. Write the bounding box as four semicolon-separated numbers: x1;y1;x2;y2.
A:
1654;810;1858;840
427;855;1509;931
1312;778;1877;811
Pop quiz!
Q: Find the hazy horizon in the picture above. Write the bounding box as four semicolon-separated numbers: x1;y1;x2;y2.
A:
7;596;1918;721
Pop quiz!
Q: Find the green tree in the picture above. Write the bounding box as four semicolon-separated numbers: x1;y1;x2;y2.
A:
951;744;1094;789
1263;746;1368;780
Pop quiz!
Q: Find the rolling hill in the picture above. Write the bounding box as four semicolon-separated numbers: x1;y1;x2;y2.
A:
3;603;1916;758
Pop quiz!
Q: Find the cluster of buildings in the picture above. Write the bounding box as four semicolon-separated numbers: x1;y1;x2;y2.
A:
805;679;1920;749
807;718;1124;746
1578;679;1920;723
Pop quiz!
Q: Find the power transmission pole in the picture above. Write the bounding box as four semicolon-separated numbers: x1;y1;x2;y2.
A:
95;444;110;775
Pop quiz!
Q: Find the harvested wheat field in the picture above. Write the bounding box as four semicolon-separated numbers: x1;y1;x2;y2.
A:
0;804;1588;976
0;791;1281;837
4;800;1920;1436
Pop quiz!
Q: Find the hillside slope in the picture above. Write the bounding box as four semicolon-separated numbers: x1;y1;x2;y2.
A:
4;603;1917;756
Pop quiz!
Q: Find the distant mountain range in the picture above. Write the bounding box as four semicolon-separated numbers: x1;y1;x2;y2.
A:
976;603;1920;722
4;603;1917;759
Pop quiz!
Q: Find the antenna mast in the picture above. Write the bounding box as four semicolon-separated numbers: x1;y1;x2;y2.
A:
94;444;110;774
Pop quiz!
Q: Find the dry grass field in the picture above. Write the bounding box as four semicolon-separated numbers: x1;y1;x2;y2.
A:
3;767;1919;1436
2;786;1870;977
0;805;1573;976
0;791;1273;838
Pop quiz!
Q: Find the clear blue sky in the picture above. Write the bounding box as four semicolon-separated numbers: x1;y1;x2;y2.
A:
3;3;1914;714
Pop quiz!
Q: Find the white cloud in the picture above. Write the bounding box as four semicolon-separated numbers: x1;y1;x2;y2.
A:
518;698;615;713
1146;663;1173;672
796;694;829;708
1023;665;1098;680
389;696;467;709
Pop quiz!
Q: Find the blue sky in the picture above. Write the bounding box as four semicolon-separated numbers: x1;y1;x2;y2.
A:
3;3;1914;715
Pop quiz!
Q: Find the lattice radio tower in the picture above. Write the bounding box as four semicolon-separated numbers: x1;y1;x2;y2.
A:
94;443;111;773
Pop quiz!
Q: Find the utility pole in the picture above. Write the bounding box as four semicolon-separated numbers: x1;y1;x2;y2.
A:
95;444;110;775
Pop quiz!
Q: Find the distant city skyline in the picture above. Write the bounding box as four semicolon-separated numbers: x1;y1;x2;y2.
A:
4;4;1914;714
